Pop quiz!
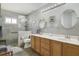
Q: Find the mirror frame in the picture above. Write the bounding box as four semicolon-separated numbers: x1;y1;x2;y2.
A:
61;9;78;29
39;19;47;29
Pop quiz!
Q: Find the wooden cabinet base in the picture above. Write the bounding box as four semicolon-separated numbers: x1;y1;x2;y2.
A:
51;40;62;56
31;48;41;56
31;35;79;56
63;43;79;56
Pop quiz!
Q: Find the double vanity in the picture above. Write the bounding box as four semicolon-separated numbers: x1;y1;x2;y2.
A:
31;33;79;56
30;8;79;56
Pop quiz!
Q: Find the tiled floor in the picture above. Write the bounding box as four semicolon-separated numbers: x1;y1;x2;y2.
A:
6;40;39;56
14;48;39;56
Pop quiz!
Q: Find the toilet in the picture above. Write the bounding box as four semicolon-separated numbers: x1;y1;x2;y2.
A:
24;38;31;48
18;31;31;48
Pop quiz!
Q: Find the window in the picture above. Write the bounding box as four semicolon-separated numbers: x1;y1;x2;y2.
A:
5;17;11;24
5;17;17;24
12;18;17;24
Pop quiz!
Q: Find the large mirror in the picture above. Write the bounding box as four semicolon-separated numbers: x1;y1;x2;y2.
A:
39;19;47;29
61;9;78;29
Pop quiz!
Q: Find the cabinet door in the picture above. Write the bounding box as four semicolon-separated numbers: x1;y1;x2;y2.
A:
41;48;45;56
44;49;50;56
51;40;62;56
40;38;51;56
40;38;45;55
63;43;79;56
31;36;35;49
41;48;50;56
35;37;41;53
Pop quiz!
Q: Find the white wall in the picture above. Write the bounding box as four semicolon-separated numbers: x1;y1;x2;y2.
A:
27;3;79;36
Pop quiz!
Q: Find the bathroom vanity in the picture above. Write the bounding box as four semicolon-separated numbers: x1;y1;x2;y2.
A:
31;34;79;56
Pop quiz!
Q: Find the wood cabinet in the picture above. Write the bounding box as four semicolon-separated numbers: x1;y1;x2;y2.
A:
31;35;79;56
31;36;36;49
63;43;79;56
35;37;41;53
41;48;50;56
51;40;62;56
31;36;41;53
40;38;50;56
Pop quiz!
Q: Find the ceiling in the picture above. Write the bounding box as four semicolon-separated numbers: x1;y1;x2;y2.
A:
1;3;47;15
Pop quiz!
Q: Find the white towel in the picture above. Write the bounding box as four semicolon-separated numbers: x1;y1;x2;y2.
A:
7;46;23;54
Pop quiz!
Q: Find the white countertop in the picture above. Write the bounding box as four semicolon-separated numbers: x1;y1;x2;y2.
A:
31;34;79;46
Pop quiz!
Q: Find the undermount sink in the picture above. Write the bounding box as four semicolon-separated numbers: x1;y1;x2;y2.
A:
41;33;65;39
40;33;79;42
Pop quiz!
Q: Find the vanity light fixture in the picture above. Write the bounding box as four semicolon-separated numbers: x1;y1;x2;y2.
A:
41;3;66;13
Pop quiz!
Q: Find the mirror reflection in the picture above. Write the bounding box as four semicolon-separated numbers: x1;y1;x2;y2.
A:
61;9;77;28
